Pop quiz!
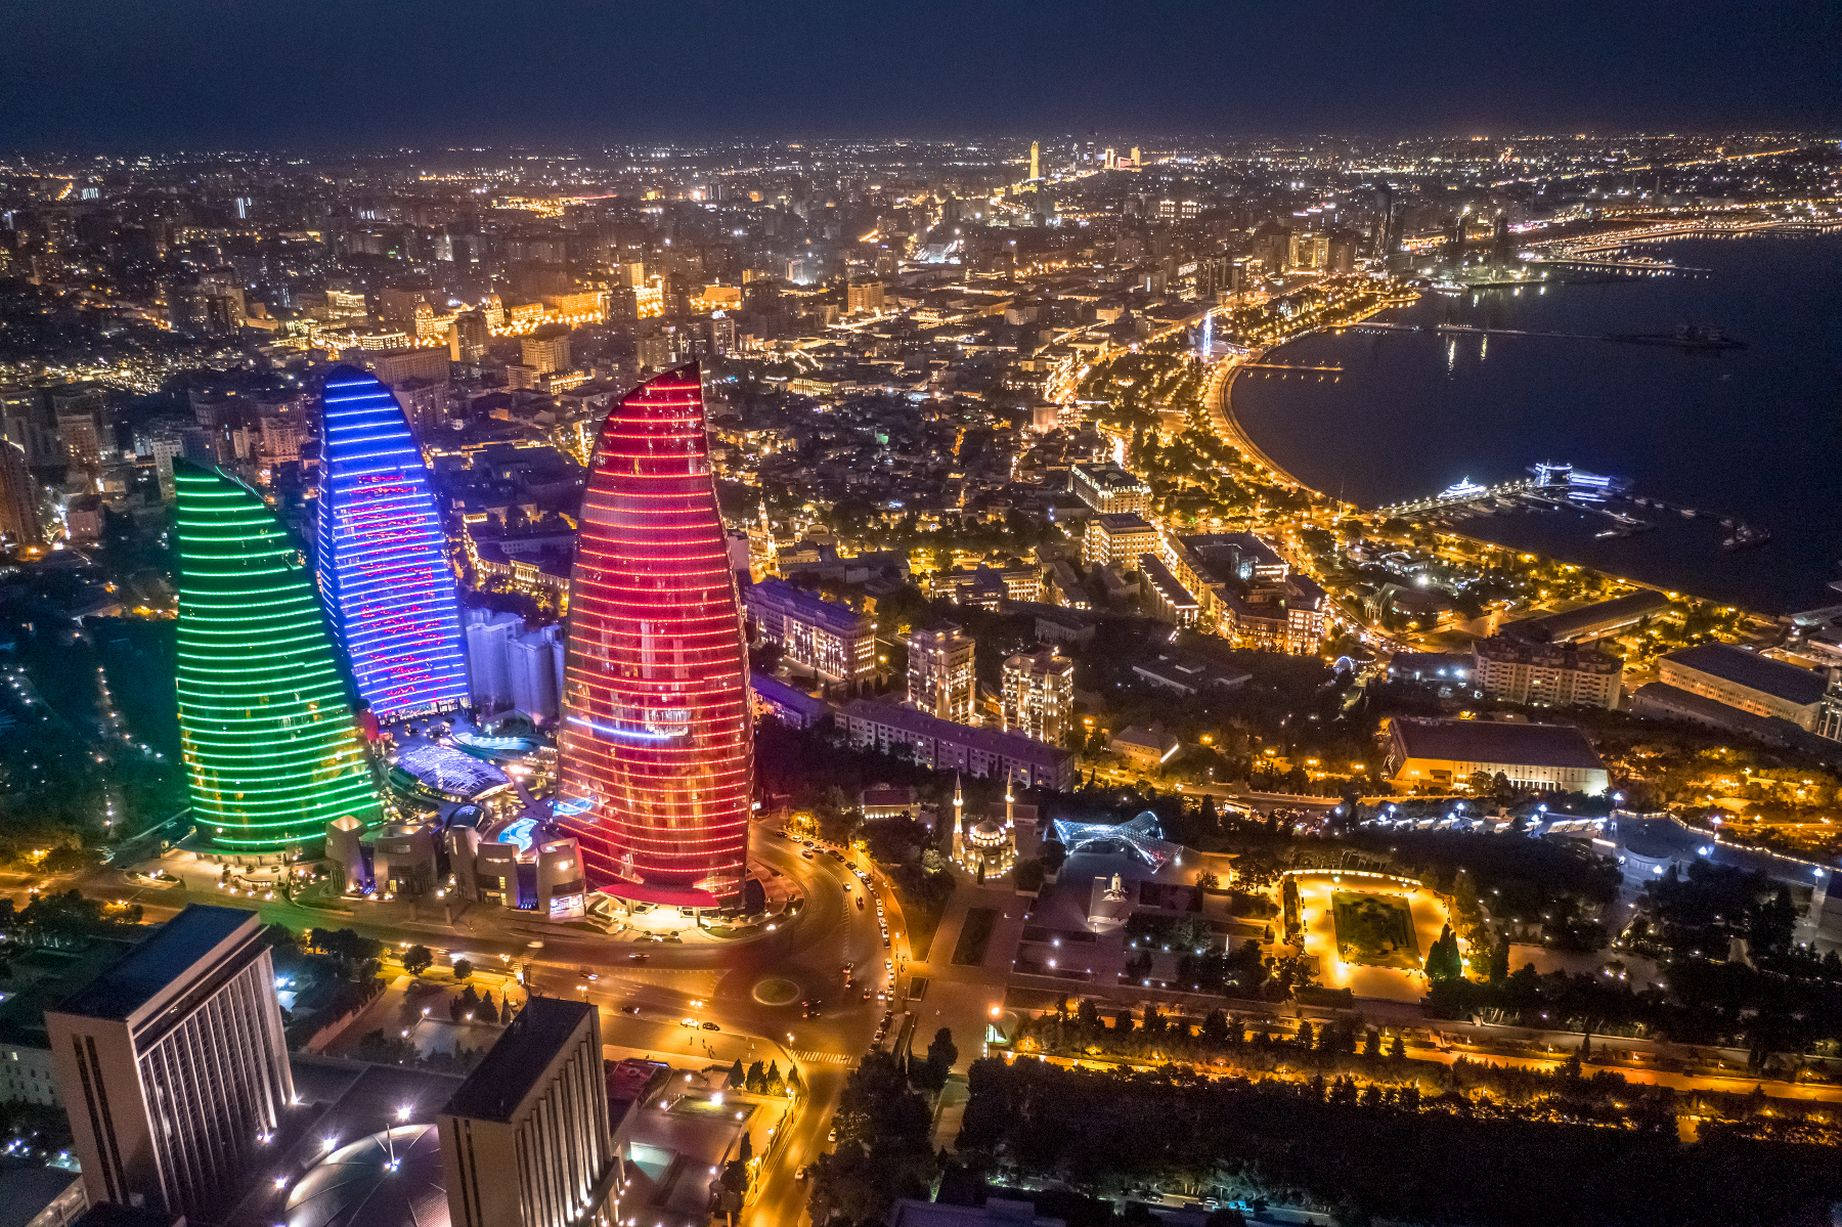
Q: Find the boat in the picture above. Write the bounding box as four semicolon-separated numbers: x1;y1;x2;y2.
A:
1606;324;1746;351
1722;524;1772;552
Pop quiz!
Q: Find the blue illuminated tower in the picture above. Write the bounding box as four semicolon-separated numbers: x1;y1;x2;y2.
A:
315;365;469;721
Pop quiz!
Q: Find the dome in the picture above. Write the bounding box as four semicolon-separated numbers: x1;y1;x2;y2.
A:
284;1123;448;1227
969;818;1008;847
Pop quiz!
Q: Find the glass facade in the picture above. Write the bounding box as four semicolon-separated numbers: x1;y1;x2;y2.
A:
557;363;752;907
174;461;381;852
316;365;469;720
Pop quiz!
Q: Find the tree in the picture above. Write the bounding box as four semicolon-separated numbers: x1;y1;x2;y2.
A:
402;944;433;977
451;957;474;983
913;1027;957;1092
1488;934;1511;984
746;1060;767;1093
728;1058;747;1087
1424;924;1463;982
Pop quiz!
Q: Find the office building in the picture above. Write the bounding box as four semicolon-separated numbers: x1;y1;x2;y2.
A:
1385;717;1609;795
364;346;450;389
438;998;620;1227
1082;512;1160;567
1656;642;1829;731
743;578;876;684
47;906;295;1223
1472;635;1622;709
315;367;470;722
841;699;1075;790
906;624;977;724
557;363;754;908
173;461;381;854
1069;463;1151;516
1028;141;1040;182
1000;648;1074;744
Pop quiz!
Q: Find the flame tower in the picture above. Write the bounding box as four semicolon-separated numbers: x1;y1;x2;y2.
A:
558;363;752;907
173;461;381;853
316;366;469;721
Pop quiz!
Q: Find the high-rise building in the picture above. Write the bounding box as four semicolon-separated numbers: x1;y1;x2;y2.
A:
438;998;621;1227
174;460;380;853
845;280;885;315
1001;648;1075;744
558;363;754;908
315;366;469;722
0;439;42;546
47;905;295;1223
907;623;977;725
448;309;489;363
1028;140;1040;182
521;327;571;376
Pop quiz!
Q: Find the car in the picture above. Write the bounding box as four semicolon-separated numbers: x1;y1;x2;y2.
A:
861;986;872;1000
701;1021;720;1032
841;882;851;892
626;951;649;962
801;850;814;859
620;1004;641;1015
855;897;865;910
826;1127;838;1144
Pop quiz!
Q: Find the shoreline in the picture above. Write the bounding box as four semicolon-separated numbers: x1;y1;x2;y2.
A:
1205;296;1782;621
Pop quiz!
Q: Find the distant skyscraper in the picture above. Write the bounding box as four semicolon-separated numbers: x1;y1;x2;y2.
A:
315;366;469;722
907;623;977;725
0;439;41;546
48;906;295;1222
448;309;489;363
557;363;754;908
1028;140;1040;181
438;998;621;1227
174;460;380;853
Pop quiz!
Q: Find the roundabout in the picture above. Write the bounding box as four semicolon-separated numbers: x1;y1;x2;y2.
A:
751;975;803;1007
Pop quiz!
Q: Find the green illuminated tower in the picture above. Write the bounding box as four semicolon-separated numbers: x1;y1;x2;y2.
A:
173;460;380;853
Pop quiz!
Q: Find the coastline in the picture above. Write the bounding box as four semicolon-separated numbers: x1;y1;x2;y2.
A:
1205;298;1780;622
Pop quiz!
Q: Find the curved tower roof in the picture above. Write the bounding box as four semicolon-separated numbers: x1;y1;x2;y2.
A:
174;461;381;853
316;366;468;721
557;363;752;907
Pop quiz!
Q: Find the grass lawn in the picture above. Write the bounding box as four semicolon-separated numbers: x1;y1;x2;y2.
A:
952;906;1000;967
1330;891;1420;970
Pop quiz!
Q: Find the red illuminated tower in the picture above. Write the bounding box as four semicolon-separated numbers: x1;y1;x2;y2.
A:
557;362;753;908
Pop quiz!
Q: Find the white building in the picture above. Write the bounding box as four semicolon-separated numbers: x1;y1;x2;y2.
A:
1000;648;1074;744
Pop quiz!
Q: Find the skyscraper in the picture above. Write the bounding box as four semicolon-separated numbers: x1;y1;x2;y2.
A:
315;366;469;722
557;363;753;908
48;906;295;1222
438;998;621;1227
1028;140;1040;182
1001;647;1074;744
174;460;381;853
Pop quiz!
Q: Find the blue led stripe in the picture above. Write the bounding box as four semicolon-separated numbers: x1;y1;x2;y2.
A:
316;366;471;721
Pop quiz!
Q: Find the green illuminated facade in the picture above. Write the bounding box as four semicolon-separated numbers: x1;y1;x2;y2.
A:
173;461;381;853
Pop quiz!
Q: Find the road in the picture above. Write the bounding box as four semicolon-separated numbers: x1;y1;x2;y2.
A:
74;817;895;1227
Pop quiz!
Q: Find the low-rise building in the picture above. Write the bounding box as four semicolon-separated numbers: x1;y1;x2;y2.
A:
1657;642;1828;731
1472;635;1623;709
1385;717;1609;795
744;578;876;684
1069;463;1151;516
840;699;1075;790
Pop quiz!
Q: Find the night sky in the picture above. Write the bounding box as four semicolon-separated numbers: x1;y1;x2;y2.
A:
5;0;1838;149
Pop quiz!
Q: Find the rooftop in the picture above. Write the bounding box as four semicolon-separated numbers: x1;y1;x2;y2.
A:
1662;642;1828;706
1391;718;1605;771
440;997;592;1124
55;904;257;1022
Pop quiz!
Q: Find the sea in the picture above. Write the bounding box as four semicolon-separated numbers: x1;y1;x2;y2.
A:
1229;234;1842;614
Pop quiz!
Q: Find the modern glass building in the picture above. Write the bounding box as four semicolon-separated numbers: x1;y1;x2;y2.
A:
316;365;469;721
557;363;753;908
174;460;381;853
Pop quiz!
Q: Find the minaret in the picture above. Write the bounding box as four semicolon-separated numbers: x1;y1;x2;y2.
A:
1004;781;1015;831
950;773;965;861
